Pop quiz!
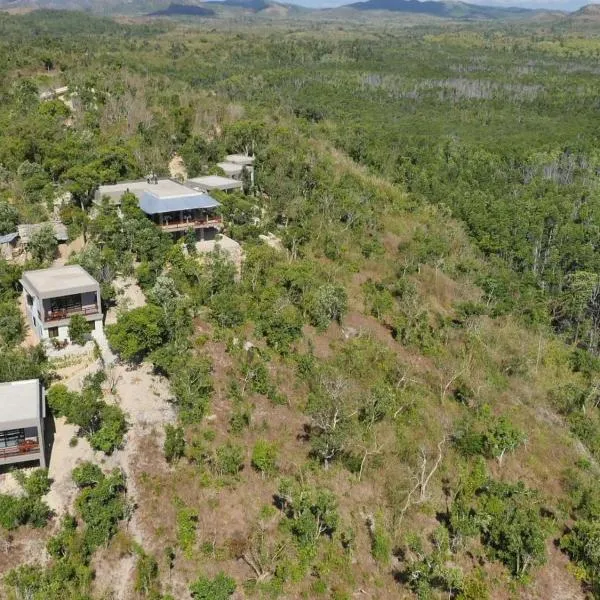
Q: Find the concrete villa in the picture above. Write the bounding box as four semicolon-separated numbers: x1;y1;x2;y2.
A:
21;265;103;342
0;379;46;468
186;175;243;193
95;178;222;241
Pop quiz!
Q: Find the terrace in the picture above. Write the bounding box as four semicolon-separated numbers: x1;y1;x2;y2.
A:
153;212;223;232
0;433;41;464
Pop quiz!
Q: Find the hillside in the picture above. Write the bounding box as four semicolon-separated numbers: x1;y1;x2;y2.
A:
2;9;600;600
148;1;214;14
569;2;600;19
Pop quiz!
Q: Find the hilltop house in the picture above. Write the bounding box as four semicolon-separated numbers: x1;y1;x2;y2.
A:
221;154;255;185
217;162;245;179
0;379;46;468
20;265;103;342
95;178;222;241
224;154;255;167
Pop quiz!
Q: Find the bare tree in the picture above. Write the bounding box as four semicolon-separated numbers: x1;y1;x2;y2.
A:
358;437;385;482
397;438;446;527
240;523;287;583
438;355;471;403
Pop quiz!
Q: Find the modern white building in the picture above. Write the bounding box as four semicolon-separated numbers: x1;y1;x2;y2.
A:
224;154;255;167
217;162;245;179
0;379;46;468
20;265;103;342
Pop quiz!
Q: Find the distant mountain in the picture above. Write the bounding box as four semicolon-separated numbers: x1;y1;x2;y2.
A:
338;0;535;19
0;0;566;19
569;2;600;19
219;0;270;10
148;1;214;14
211;0;307;14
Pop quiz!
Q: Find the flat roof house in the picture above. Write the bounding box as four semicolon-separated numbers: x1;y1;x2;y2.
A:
187;175;243;193
224;154;255;166
20;265;103;343
217;162;245;178
95;179;222;241
0;379;46;468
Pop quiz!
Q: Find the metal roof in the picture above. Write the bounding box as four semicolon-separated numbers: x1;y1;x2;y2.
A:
139;190;220;215
0;232;18;244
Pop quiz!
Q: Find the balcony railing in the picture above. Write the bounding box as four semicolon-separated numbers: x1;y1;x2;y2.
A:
0;440;40;461
159;216;223;232
44;305;99;322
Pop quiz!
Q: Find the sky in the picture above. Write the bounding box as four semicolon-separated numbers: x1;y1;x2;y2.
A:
292;0;590;9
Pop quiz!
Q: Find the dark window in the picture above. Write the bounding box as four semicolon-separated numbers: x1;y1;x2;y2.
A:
0;429;25;448
48;327;59;338
50;294;82;312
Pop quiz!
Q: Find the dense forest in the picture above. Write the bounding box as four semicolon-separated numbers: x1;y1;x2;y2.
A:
1;8;600;599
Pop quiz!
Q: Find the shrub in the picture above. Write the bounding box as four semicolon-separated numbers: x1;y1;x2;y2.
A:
74;466;127;553
453;410;525;464
105;305;167;362
72;462;104;489
0;469;52;530
88;404;128;454
561;520;600;593
189;572;236;600
47;376;128;454
214;443;244;477
0;494;49;530
449;476;548;578
228;407;251;433
370;524;392;564
0;301;25;346
277;478;339;547
306;284;348;329
20;468;51;499
134;547;160;597
164;424;185;464
47;384;79;418
68;314;90;345
251;440;278;476
175;503;198;557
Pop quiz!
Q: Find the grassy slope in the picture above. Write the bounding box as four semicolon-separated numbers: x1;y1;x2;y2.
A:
116;136;588;598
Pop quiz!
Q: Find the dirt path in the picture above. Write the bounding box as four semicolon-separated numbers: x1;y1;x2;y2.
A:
105;276;146;326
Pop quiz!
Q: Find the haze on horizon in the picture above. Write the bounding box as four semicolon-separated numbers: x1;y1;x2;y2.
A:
293;0;590;11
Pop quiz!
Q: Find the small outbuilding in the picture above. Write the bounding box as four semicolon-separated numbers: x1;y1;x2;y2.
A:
0;232;19;260
217;162;245;179
17;222;69;246
186;175;243;193
224;154;255;166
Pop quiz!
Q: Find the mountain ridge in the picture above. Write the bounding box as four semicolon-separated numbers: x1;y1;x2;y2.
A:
0;0;593;21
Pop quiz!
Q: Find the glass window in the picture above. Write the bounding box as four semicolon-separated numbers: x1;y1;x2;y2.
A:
0;429;25;448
